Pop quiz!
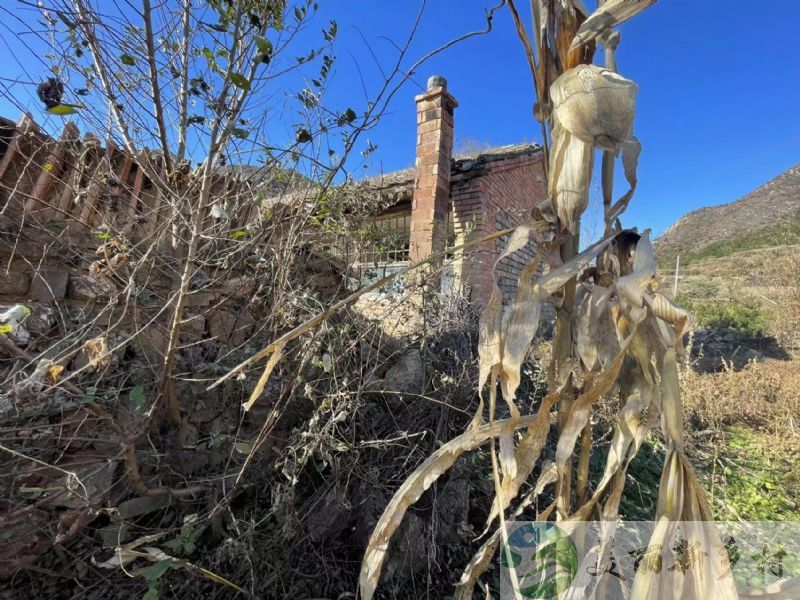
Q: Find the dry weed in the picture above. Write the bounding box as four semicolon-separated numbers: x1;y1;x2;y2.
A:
681;359;800;445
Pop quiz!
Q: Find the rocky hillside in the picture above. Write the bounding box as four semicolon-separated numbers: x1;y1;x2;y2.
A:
654;164;800;262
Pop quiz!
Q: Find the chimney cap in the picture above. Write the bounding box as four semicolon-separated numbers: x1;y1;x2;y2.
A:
427;75;447;91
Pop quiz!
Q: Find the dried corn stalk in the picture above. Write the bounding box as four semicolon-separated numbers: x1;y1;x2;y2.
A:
357;2;773;599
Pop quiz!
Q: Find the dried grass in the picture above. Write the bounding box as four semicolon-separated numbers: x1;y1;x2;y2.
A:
682;358;800;442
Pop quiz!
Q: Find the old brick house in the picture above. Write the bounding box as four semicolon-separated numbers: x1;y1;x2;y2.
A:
359;75;549;309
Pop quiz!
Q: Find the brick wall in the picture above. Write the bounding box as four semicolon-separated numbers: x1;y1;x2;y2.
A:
450;151;548;309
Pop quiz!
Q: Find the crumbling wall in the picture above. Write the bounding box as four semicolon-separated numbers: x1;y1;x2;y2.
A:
0;114;347;358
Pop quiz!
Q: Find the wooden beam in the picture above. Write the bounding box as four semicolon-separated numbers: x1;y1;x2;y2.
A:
123;161;145;236
145;157;165;238
25;122;80;216
0;113;34;183
78;138;114;227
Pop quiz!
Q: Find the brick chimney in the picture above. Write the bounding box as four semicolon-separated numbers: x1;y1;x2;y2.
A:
409;75;457;263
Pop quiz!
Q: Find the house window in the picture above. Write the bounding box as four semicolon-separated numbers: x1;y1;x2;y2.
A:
360;211;411;264
345;210;412;293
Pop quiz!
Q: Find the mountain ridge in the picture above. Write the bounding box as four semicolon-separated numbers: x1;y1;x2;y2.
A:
654;163;800;262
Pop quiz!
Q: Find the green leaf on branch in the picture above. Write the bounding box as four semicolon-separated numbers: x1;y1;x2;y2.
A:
203;21;228;33
129;385;146;411
120;53;136;66
234;442;253;454
230;73;250;91
144;559;172;582
47;104;80;115
230;127;249;139
255;36;273;57
143;587;158;600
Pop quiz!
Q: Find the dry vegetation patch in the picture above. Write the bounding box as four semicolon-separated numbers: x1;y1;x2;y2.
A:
681;358;800;440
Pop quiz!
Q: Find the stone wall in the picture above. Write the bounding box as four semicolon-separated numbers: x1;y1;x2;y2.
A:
0;113;338;367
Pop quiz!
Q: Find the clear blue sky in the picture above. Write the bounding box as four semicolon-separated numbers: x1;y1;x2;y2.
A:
1;1;798;236
308;0;800;237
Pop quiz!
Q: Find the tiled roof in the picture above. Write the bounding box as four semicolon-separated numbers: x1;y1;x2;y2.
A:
366;142;543;191
453;143;542;171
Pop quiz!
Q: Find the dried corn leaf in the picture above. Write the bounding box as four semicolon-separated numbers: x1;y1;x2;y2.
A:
555;324;636;515
492;233;620;506
633;451;739;599
498;224;536;263
606;136;642;224
551;64;637;152
624;315;741;599
659;347;684;451
476;227;537;482
359;413;553;600
596;373;661;527
625;310;663;389
570;0;657;51
499;254;545;403
485;390;558;527
556;320;663;526
574;284;620;372
480;226;544;490
473;288;502;431
489;366;519;490
616;230;656;313
484;232;622;525
606;371;659;482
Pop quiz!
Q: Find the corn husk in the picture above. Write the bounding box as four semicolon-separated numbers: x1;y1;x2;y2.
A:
551;64;637;152
548;120;594;234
